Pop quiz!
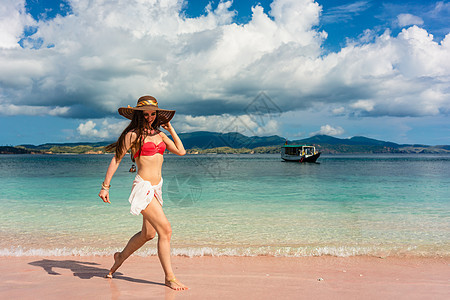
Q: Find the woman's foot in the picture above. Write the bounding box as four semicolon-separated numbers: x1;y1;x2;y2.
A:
106;252;123;278
165;277;188;290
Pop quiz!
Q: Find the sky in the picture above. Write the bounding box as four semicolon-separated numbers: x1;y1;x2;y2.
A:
0;0;449;146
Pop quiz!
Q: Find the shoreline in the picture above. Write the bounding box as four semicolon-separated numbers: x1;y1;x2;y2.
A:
2;245;449;258
1;255;448;299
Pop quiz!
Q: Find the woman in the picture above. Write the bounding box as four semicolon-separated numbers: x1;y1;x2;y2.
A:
98;95;188;290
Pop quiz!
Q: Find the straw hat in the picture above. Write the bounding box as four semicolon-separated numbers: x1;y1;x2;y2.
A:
118;96;175;126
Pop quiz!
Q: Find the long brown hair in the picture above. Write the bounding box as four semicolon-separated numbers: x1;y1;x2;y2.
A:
105;110;161;161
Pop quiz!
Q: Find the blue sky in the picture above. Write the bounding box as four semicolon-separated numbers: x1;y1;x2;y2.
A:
0;0;449;145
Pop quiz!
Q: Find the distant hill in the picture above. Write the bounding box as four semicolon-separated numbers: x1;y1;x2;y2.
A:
19;141;111;150
3;132;448;154
290;135;449;154
178;131;285;149
292;135;399;148
0;146;32;154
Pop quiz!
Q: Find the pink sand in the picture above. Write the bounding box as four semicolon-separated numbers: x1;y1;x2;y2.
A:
0;256;449;299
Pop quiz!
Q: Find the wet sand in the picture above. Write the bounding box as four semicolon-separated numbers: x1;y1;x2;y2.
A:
0;255;449;299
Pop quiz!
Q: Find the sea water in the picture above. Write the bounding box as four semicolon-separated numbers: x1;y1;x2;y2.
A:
0;153;449;257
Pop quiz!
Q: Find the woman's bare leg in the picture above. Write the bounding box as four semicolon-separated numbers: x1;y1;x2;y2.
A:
107;217;156;277
141;198;188;290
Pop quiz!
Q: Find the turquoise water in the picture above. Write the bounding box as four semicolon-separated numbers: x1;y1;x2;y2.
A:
0;154;449;257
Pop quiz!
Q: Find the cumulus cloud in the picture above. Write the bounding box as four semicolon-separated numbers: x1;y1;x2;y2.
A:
176;113;281;136
351;100;374;112
77;119;129;140
311;124;344;136
0;0;449;130
78;120;100;137
0;0;35;49
397;13;424;27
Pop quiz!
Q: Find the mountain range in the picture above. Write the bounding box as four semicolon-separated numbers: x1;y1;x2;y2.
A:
3;131;447;154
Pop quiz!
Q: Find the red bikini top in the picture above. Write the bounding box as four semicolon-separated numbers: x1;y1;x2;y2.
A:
134;137;166;158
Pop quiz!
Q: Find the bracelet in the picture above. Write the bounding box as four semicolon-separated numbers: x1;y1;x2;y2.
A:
102;182;111;189
101;187;110;192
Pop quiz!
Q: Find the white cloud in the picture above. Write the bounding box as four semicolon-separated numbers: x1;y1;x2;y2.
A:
176;113;281;136
332;107;345;115
0;104;69;116
177;114;236;133
397;13;424;27
322;1;371;24
0;0;35;49
77;119;129;140
351;100;374;112
0;0;448;127
431;1;450;16
311;124;344;136
77;120;99;137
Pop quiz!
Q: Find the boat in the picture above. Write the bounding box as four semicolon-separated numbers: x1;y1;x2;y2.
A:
281;145;321;163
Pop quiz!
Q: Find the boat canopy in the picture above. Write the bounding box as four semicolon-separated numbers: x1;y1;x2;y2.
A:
282;145;316;156
282;145;313;148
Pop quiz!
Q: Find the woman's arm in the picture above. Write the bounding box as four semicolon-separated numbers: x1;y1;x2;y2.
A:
160;122;186;156
99;131;136;203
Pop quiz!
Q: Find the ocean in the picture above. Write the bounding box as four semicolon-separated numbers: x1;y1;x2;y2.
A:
0;153;449;257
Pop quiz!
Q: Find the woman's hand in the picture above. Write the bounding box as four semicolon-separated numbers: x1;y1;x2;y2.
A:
161;122;173;132
159;122;186;156
99;189;111;204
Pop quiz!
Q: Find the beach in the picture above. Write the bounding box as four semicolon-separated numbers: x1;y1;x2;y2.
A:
1;255;449;299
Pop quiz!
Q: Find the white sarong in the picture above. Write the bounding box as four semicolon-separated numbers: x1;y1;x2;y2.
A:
128;174;163;215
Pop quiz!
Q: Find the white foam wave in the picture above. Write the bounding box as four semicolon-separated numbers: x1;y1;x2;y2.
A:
1;245;447;258
0;247;121;257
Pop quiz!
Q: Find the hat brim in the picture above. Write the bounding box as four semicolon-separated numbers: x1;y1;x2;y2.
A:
118;105;175;126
